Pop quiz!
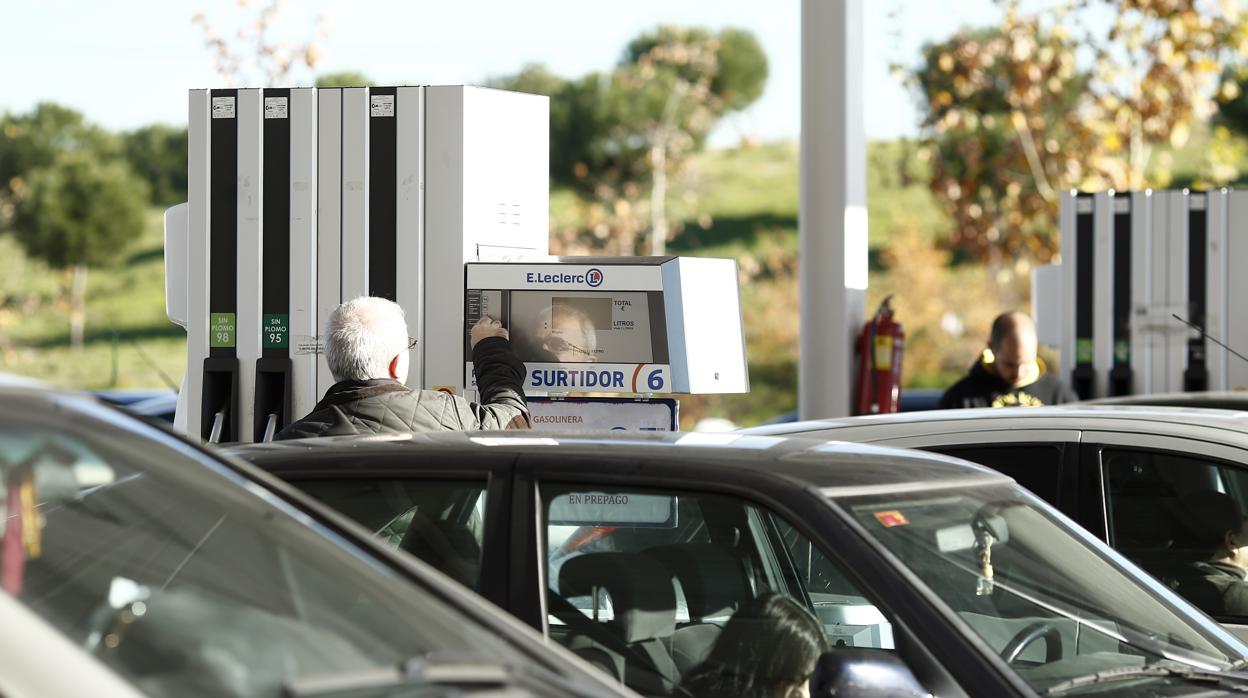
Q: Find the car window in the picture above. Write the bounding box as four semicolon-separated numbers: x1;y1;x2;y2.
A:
930;444;1064;506
843;483;1238;694
1102;447;1248;621
295;479;487;589
540;484;895;696
0;411;526;698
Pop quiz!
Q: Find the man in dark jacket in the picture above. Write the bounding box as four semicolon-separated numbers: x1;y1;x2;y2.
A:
277;296;530;439
940;311;1078;409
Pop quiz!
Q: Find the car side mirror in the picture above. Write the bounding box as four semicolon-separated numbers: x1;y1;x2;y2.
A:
810;648;928;698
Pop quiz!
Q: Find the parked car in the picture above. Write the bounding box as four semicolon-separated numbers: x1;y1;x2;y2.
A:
229;431;1248;697
745;405;1248;637
1082;391;1248;411
0;385;633;698
761;388;945;425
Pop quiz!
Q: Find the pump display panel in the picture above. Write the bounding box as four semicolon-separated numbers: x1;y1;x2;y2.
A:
466;289;668;365
464;258;748;395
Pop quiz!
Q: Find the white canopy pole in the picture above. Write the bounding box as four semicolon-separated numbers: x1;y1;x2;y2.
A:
800;0;868;420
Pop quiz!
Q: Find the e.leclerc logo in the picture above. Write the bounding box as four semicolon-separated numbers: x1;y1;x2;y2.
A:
524;268;606;287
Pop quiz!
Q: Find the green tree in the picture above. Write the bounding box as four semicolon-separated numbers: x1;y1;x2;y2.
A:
316;71;373;88
13;152;149;349
909;0;1245;269
122;125;188;207
492;26;768;255
0;103;118;230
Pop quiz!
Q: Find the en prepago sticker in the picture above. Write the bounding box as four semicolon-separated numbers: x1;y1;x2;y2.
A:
210;313;236;348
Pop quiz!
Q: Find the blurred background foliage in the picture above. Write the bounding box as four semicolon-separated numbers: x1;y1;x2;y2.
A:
3;0;1248;428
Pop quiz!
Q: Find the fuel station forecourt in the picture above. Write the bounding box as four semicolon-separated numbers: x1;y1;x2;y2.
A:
164;84;751;442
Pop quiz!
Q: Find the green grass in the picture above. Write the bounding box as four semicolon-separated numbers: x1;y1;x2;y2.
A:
3;132;1241;427
0;208;186;390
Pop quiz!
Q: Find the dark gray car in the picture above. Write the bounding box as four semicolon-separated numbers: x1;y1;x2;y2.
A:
229;431;1248;697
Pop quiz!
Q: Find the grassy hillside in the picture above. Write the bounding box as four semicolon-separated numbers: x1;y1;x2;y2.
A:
0;208;186;390
0;139;959;428
3;133;1234;427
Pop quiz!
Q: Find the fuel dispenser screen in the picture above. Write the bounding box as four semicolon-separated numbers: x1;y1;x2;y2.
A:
465;289;668;364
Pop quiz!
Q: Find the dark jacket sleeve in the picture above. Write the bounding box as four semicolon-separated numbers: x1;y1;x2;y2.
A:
1057;380;1081;404
457;336;531;429
939;379;972;409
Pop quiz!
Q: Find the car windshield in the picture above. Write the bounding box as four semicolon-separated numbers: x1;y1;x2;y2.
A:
838;483;1244;694
0;398;536;698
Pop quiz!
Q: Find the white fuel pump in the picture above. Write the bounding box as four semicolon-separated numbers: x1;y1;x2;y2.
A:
166;84;751;441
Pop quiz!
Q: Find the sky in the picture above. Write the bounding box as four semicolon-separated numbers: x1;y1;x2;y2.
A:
0;0;1011;145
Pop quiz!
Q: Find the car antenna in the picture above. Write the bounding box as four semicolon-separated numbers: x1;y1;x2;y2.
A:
1171;314;1248;364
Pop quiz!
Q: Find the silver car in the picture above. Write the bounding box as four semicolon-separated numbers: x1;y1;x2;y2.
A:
746;405;1248;639
0;385;634;698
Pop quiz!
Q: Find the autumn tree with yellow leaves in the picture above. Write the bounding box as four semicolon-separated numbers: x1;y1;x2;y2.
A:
910;0;1246;264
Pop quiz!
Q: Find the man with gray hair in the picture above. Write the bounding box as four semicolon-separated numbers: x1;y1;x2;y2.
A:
277;296;529;439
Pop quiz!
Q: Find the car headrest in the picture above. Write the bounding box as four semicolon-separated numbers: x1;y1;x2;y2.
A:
646;543;747;620
399;518;482;589
559;552;676;642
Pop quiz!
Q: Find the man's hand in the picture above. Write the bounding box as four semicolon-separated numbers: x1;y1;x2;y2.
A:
470;316;508;349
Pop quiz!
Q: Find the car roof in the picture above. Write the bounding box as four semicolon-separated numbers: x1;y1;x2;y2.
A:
1080;391;1248;410
741;404;1248;444
225;430;1014;496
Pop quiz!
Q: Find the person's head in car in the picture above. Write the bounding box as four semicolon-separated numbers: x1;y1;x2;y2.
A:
682;593;828;698
1179;490;1248;570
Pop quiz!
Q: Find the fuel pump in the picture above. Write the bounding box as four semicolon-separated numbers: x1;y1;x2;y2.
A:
853;296;904;415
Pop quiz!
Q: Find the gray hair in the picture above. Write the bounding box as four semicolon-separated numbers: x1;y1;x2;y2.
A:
325;296;408;381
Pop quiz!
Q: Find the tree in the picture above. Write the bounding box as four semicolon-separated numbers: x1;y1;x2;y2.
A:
490;26;768;256
0;103;118;231
909;0;1245;266
192;0;328;86
122;125;188;208
608;26;768;255
316;71;373;88
12;152;149;349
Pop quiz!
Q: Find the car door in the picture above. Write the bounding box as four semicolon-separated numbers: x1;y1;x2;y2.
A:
1083;431;1248;641
506;453;1009;698
278;452;515;607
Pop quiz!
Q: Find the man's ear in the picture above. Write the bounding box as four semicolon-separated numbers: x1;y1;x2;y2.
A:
1226;530;1239;554
389;355;401;380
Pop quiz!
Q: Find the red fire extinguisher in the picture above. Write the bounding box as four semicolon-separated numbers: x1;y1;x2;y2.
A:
854;296;905;415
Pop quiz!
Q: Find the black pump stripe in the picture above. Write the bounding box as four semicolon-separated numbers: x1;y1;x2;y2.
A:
1108;196;1133;396
1074;194;1094;361
1070;193;1096;399
1186;195;1208;390
369;86;398;302
209;88;238;359
262;88;291;358
1112;199;1131;365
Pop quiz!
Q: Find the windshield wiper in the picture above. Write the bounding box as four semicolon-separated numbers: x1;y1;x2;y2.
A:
283;653;614;698
1043;661;1248;695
